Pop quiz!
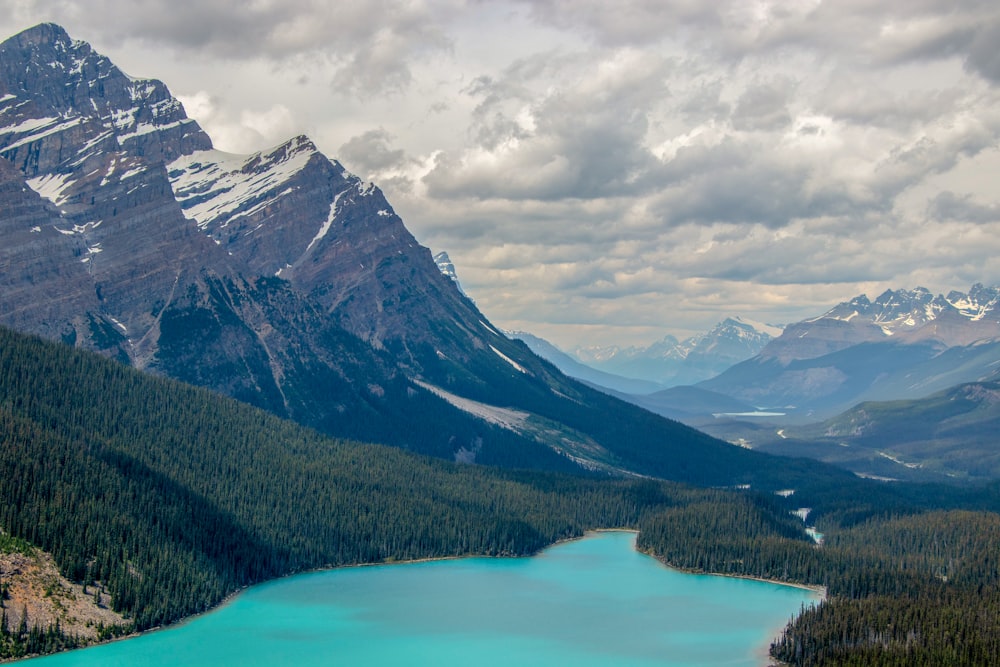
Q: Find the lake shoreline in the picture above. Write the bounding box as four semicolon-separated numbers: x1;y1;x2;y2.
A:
19;528;823;666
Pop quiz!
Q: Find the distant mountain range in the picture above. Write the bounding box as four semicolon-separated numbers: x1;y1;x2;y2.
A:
574;317;783;387
669;285;1000;481
0;23;815;489
699;284;1000;420
503;317;781;391
497;281;1000;481
509;331;665;395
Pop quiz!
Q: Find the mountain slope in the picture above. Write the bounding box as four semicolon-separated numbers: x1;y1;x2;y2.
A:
0;23;828;487
753;380;1000;481
700;286;1000;421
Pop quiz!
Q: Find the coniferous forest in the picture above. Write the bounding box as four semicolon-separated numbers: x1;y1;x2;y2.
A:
2;325;1000;664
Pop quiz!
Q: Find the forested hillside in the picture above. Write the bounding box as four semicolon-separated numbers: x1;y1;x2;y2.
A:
638;496;1000;665
2;325;1000;664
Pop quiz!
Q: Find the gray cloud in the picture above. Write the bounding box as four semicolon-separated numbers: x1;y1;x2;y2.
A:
4;1;999;348
965;16;1000;83
423;48;669;201
517;0;727;48
928;191;1000;223
731;79;794;132
2;0;456;95
339;128;411;174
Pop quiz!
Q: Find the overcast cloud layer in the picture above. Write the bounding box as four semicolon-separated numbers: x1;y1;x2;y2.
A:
3;1;999;348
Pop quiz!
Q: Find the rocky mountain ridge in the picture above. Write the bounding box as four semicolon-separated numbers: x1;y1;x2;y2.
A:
0;23;788;487
762;285;1000;364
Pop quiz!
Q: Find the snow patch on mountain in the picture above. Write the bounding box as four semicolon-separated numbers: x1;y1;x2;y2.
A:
1;116;84;151
491;344;528;374
168;137;318;229
305;191;347;254
25;172;76;206
809;285;999;337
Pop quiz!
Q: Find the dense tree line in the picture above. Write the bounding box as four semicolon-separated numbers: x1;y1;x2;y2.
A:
1;611;82;661
2;325;1000;663
636;495;1000;665
0;326;671;657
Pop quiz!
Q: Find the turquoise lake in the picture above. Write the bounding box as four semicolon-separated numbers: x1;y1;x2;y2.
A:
26;531;820;666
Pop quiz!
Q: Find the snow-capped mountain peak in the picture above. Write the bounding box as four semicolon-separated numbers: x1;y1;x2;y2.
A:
760;284;1000;364
433;251;471;300
826;285;998;335
569;317;777;386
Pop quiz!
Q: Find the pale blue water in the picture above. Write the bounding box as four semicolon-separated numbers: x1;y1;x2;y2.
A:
27;532;819;666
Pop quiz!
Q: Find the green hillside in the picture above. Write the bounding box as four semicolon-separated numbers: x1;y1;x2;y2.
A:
3;325;1000;665
761;381;1000;481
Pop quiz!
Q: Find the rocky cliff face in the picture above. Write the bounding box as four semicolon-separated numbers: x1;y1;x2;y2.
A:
0;24;413;427
0;23;231;364
167;137;484;363
0;23;791;486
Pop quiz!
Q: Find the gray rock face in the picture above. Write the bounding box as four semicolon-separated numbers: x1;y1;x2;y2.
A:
0;23;231;363
0;156;100;343
0;23;211;166
0;23;584;468
0;23;376;414
0;23;789;484
167;134;488;363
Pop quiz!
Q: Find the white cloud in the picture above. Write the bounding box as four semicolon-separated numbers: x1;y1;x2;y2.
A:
2;0;999;348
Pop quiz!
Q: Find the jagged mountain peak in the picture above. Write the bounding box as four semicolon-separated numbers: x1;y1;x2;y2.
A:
0;23;211;171
2;23;801;484
948;283;1000;321
433;250;471;300
2;22;76;57
756;283;1000;365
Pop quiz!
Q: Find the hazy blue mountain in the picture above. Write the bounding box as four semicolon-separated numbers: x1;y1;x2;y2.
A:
502;317;779;389
509;331;664;395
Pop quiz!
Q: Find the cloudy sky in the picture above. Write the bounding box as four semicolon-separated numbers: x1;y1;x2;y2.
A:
3;1;999;349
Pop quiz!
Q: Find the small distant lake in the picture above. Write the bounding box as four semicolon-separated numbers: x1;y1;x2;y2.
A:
27;532;819;666
714;411;787;418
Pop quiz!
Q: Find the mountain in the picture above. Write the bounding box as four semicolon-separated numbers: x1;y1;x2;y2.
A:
572;317;780;387
0;23;818;487
433;250;471;300
751;379;1000;481
699;285;1000;421
510;330;664;395
760;285;1000;364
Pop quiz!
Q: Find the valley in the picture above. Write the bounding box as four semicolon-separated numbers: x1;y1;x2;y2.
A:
1;21;999;667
